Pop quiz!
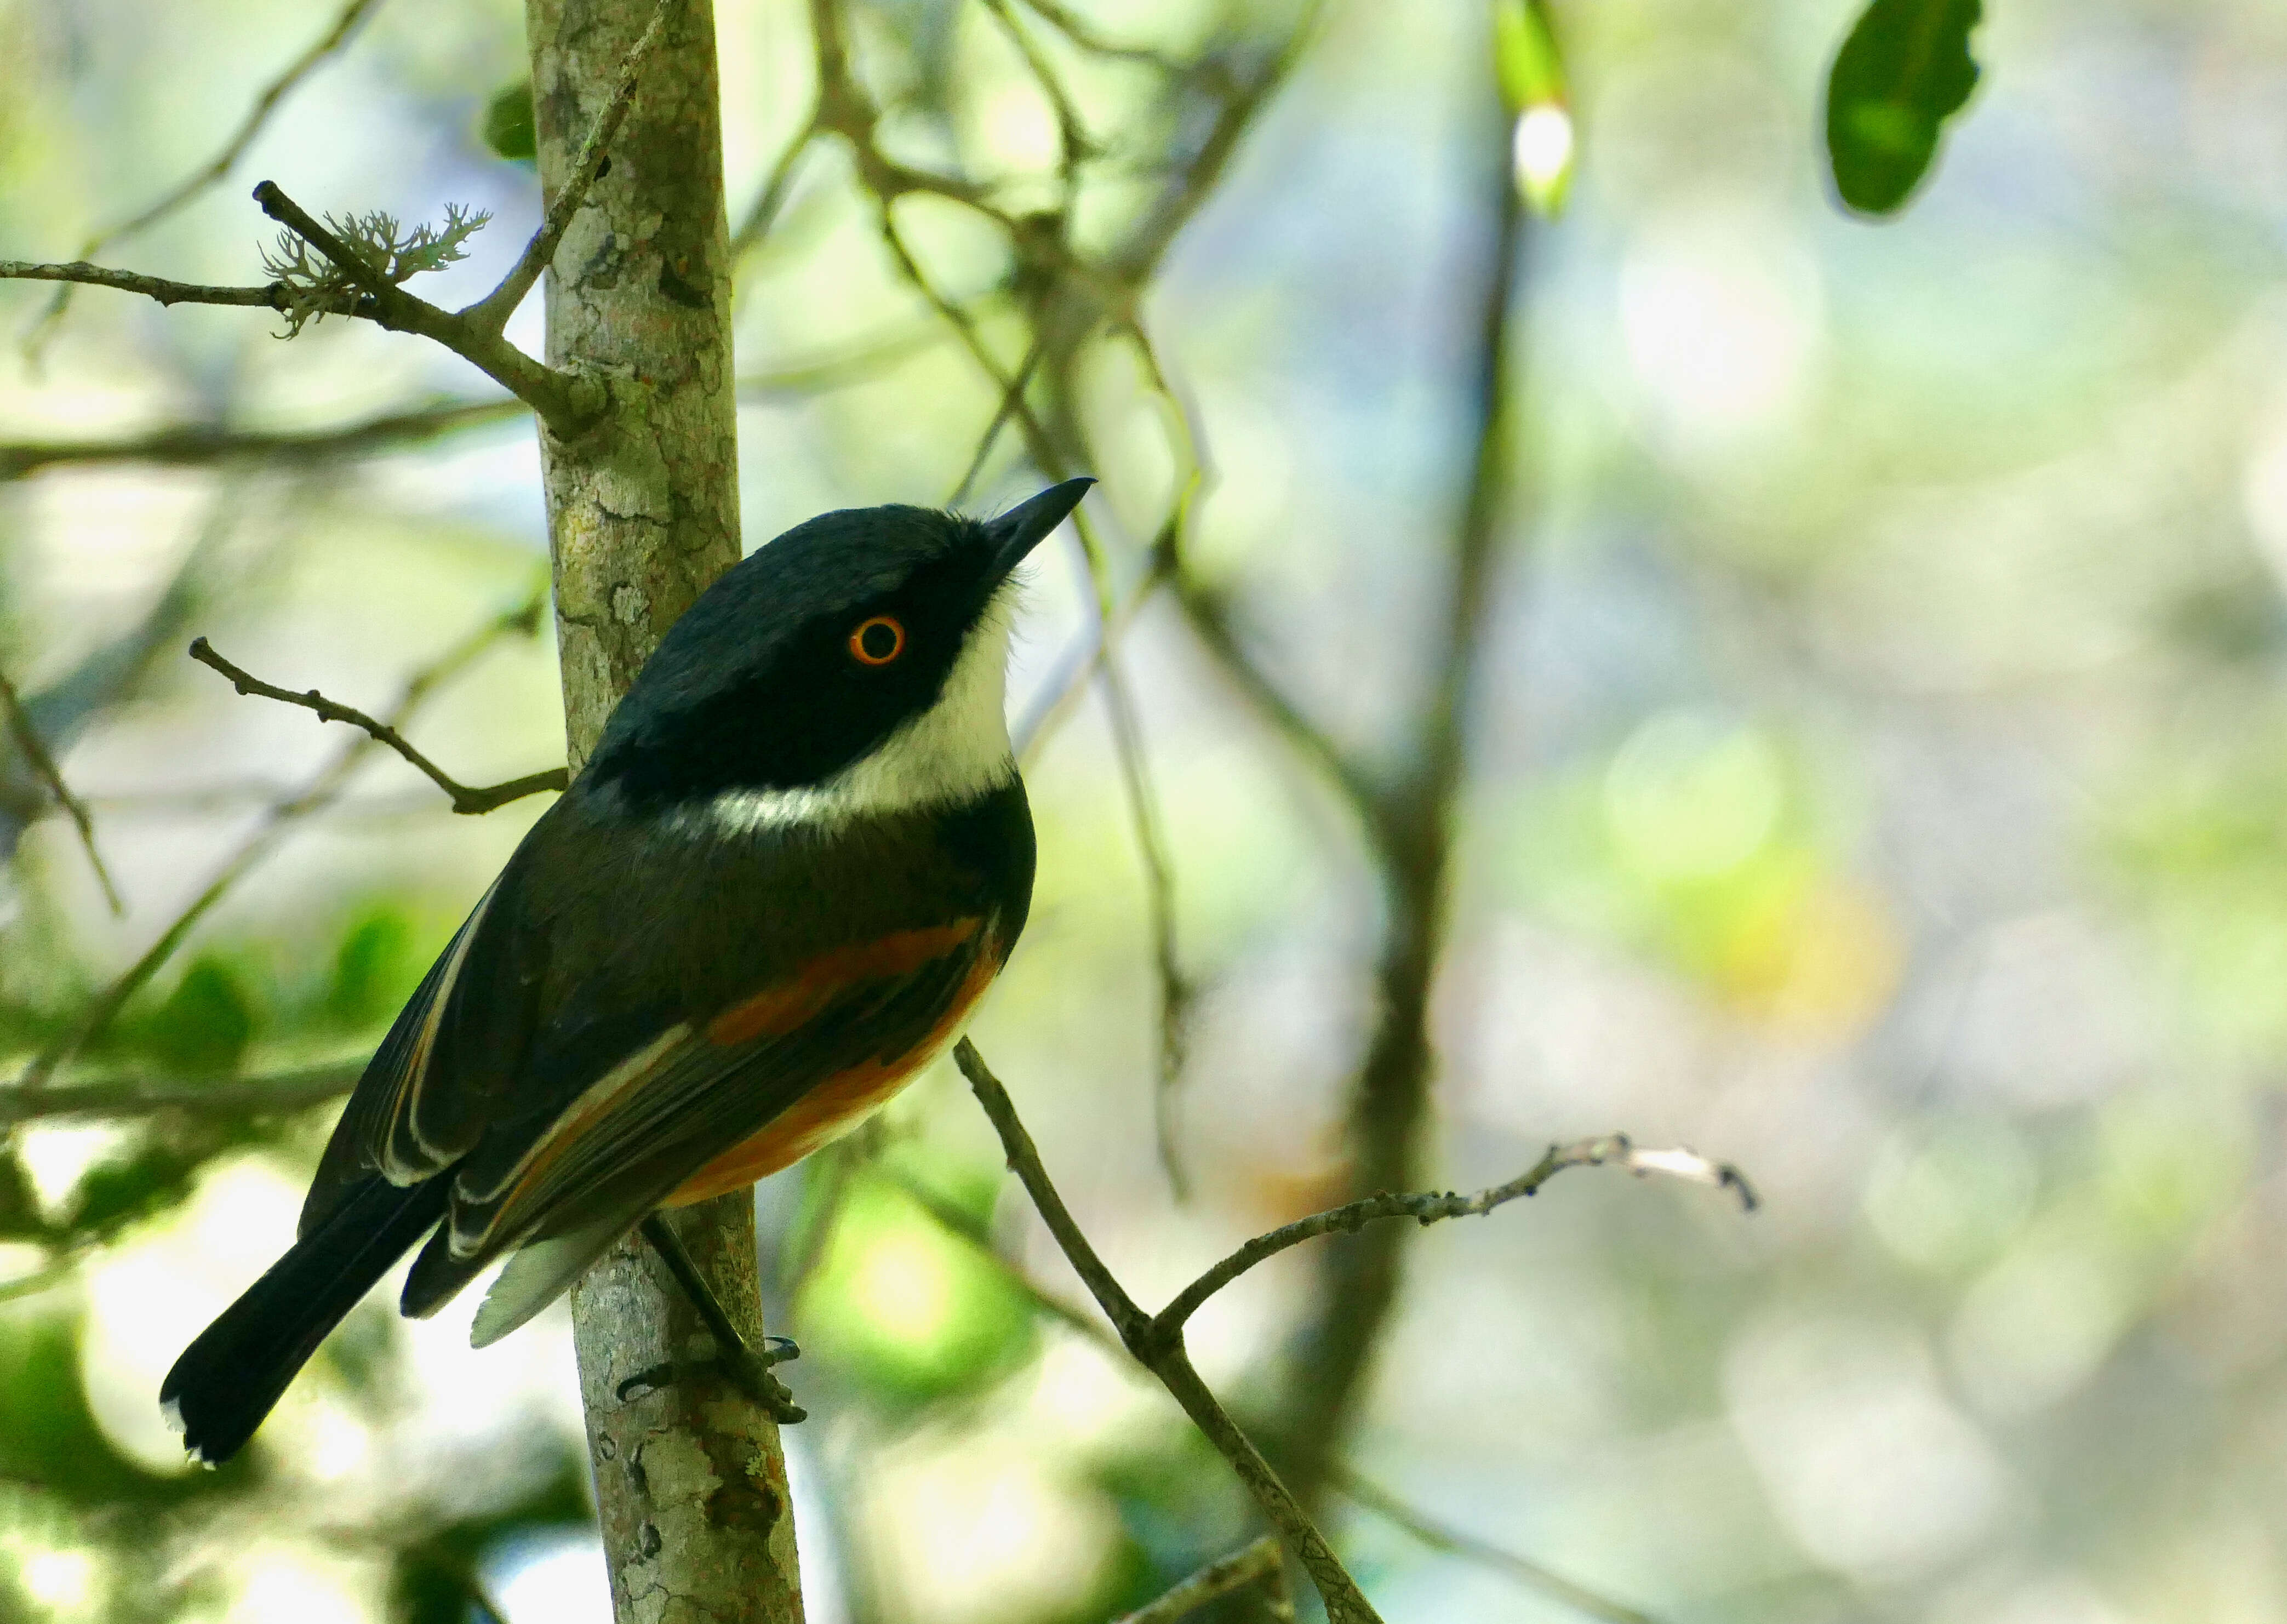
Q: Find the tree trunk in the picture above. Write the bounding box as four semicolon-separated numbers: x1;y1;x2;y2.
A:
523;0;805;1616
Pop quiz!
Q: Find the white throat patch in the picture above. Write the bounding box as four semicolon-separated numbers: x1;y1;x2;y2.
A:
702;593;1017;837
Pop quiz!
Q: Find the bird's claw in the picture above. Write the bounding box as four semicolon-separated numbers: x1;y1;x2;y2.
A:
614;1336;806;1423
719;1339;807;1423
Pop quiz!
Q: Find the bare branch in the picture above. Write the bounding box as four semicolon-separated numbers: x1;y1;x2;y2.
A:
954;1038;1387;1624
461;0;682;333
0;668;124;914
251;181;603;435
1013;553;1170;760
0;260;294;310
1173;578;1383;825
1254;80;1534;1507
946;331;1049;510
1111;1536;1290;1624
0;1059;362;1126
187;636;565;815
885;1159;1664;1624
1154;1136;1756;1340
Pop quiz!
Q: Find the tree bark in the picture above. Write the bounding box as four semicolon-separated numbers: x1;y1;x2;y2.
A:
523;0;805;1617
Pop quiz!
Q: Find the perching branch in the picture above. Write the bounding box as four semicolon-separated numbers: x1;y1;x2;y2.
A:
0;668;124;914
187;636;565;815
955;1038;1387;1624
1111;1536;1293;1624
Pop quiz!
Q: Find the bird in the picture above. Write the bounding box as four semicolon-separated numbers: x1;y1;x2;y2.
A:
161;477;1093;1465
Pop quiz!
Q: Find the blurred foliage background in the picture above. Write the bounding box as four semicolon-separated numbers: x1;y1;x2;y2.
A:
3;0;2286;1620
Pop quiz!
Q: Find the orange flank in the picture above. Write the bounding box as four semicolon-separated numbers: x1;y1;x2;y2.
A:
704;919;983;1046
667;929;1002;1204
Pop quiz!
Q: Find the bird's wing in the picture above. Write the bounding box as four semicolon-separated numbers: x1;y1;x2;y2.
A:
299;878;519;1235
404;914;999;1342
302;785;1021;1334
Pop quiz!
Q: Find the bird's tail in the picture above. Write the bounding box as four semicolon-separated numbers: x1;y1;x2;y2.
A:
161;1172;450;1465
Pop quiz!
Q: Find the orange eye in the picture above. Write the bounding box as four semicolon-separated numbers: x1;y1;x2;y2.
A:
849;615;905;665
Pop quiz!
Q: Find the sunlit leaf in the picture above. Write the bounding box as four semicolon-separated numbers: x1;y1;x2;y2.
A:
1824;0;1983;215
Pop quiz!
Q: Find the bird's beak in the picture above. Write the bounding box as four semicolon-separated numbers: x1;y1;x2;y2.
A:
983;477;1095;581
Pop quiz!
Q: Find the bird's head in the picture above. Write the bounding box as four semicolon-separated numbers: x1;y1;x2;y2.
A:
586;478;1092;822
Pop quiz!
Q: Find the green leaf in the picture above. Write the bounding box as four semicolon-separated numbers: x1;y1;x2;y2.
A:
324;907;417;1031
797;1179;1036;1405
1824;0;1983;216
483;80;537;164
144;958;255;1078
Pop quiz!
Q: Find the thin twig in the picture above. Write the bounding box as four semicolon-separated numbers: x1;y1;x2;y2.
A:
1328;1467;1659;1624
1155;1136;1755;1340
461;0;682;333
54;0;388;257
982;0;1097;208
1111;1536;1289;1624
1011;0;1183;69
1096;662;1192;1196
187;636;565;815
729;110;824;264
20;0;389;351
954;1038;1387;1624
0;669;124;914
10;594;548;1093
946;332;1049;510
879;1112;1675;1624
0;261;294;310
0;397;525;482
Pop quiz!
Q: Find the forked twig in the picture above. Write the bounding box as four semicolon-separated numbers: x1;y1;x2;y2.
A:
10;594;551;1094
187;636;565;815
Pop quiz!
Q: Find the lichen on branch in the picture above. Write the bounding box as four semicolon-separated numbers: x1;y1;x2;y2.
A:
260;203;491;335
